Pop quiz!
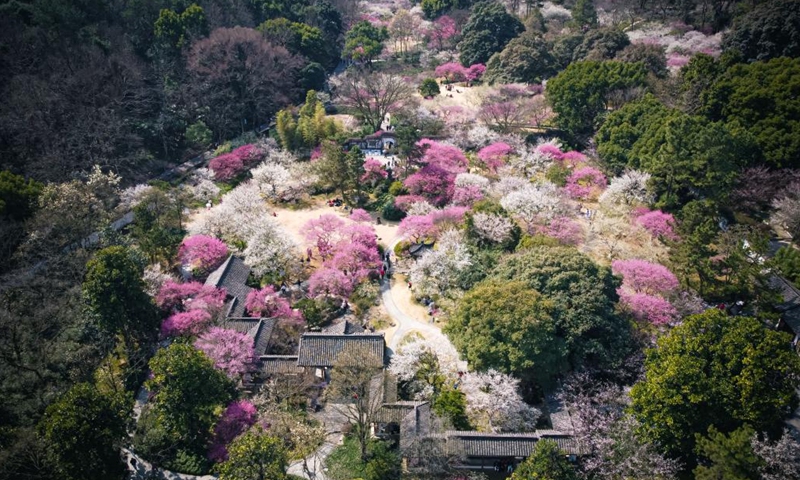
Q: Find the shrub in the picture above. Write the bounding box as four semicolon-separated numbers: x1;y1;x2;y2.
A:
419;78;440;97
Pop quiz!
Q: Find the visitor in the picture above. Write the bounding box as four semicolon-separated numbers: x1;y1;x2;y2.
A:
205;200;212;210
408;281;412;289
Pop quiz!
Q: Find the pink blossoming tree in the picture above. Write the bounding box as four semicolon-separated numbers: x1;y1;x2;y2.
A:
195;327;255;378
308;267;354;298
452;185;485;206
302;214;346;259
160;309;213;337
208;400;258;462
209;153;244;181
465;63;486;84
565;167;607;200
427;15;458;50
398;215;436;242
178;235;228;277
394;194;429;212
245;286;295;319
361;157;387;184
634;209;679;241
477;142;513;172
435;62;467;83
612;259;679;295
543;217;584;245
156;280;227;313
617;290;679;325
349;208;373;223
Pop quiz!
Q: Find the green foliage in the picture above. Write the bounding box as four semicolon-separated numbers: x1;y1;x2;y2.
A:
349;281;380;316
295;297;340;329
545;162;571;186
484;32;557;84
459;1;524;66
694;425;761;480
276;91;341;151
382;197;406;221
300;62;326;92
432;388;472;430
510;438;578;480
135;343;236;466
421;0;469;19
39;383;128;480
445;278;568;387
185;120;213;149
773;246;800;287
722;0;800;62
325;436;401;480
0;170;43;220
597;95;746;209
258;18;333;68
154;4;207;50
571;27;629;62
551;33;585;70
215;429;288;480
83;245;158;344
464;200;520;251
314;143;365;204
344;21;388;63
547;61;648;136
570;0;597;28
630;309;800;458
616;43;668;78
131;188;185;263
702;57;800;169
489;247;629;372
419;78;441;97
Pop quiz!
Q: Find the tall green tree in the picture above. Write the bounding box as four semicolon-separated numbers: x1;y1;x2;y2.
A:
631;309;800;459
215;429;288;480
445;279;567;387
313;141;365;204
570;0;598;28
510;438;578;480
547;61;647;136
484;32;557;84
0;170;43;220
489;246;630;373
39;383;128;480
721;0;800;62
83;245;159;345
343;21;388;64
694;425;761;480
459;1;524;66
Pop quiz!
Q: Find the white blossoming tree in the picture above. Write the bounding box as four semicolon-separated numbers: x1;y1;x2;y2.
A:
460;369;540;432
470;212;515;244
243;217;299;278
388;335;464;400
500;181;570;228
598;170;654;214
408;229;472;298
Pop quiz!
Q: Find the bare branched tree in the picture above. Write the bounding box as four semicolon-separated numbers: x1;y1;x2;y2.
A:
331;71;414;131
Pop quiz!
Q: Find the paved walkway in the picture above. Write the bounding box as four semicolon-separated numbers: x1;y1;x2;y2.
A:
286;404;350;479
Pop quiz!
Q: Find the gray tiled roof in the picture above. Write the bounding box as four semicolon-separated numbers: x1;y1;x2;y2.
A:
258;355;304;375
224;317;277;355
444;431;581;458
297;333;386;367
322;318;366;335
769;275;800;335
376;401;429;424
205;256;253;318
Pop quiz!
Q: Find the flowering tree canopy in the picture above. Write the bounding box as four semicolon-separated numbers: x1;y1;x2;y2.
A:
178;235;229;277
243;218;299;278
471;212;516;244
599;170;653;211
465;63;486;83
349;208;372;223
208;400;258;462
388;335;463;400
209;153;244;181
361;157;387;183
543;217;584;245
452;185;484;206
399;215;436;242
461;369;540;432
245;286;294;319
435;62;467;83
501;182;570;227
612;259;679;295
634;209;679;241
308;267;354;298
195;327;255;378
156;280;227;313
477;142;513;172
427;15;458;50
160;309;213;337
302;214;346;259
408;229;472;297
617;290;679;325
565;167;607;200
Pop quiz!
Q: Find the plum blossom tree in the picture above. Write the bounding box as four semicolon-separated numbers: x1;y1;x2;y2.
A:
490;176;530;198
243;218;299;278
471;212;516;244
329;241;381;281
251;162;291;198
399;215;436;242
208;400;258;462
501;182;570;228
161;309;213;337
188;182;267;245
394;194;429;212
598;170;653;213
195;327;255;379
751;429;800;480
408;229;472;297
361;157;387;185
404;164;458;206
435;62;467;83
388;335;463;401
156;280;227;313
209;153;245;181
465;64;486;85
633;209;679;241
452;185;484;206
565;167;607;200
349;208;372;223
308;267;354;298
427;15;458;51
611;259;679;295
302;214;346;259
454;173;490;189
617;290;679;325
178;235;229;277
477;142;513;172
543;217;584;245
405;200;437;216
460;369;540;432
429;206;468;232
245;286;294;319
